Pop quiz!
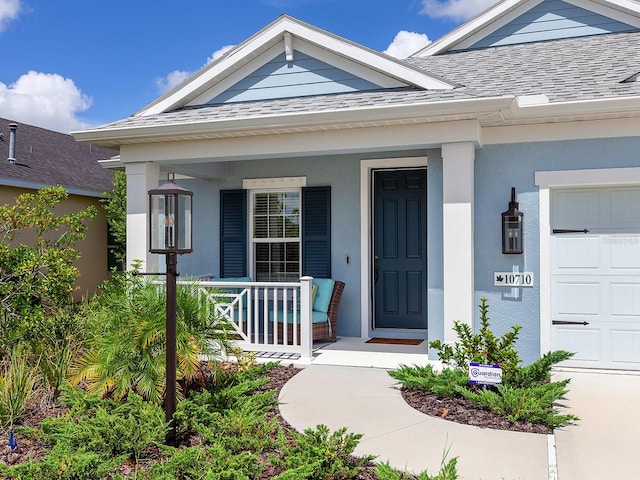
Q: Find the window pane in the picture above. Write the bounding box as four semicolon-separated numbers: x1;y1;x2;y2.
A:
251;190;301;281
269;216;284;238
271;243;284;261
254;194;268;215
285;243;300;261
254;216;268;238
285;215;299;238
268;194;281;215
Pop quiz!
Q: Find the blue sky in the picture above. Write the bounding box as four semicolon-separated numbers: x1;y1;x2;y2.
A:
0;0;493;133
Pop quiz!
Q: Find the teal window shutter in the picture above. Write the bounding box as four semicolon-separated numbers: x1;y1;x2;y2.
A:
302;186;331;278
220;190;247;278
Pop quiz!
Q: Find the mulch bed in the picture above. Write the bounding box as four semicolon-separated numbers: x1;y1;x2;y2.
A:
401;388;553;435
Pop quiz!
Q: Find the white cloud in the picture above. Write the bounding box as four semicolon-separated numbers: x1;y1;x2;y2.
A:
155;70;191;93
206;45;235;64
0;71;92;133
156;44;235;94
420;0;496;22
0;0;20;32
384;31;431;59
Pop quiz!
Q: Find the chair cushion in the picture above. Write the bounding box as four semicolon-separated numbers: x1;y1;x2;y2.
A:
312;278;335;313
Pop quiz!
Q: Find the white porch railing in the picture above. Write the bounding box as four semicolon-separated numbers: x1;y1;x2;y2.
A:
182;276;314;362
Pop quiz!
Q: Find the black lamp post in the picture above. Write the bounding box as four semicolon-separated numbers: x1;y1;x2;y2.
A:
148;174;193;445
501;187;523;254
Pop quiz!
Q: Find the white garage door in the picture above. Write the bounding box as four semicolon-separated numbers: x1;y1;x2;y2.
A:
551;186;640;370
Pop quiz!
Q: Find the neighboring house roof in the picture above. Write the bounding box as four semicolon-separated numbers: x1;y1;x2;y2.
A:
0;119;116;196
72;0;640;148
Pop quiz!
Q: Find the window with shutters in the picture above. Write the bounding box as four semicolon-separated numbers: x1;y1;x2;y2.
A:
220;185;330;280
250;190;301;282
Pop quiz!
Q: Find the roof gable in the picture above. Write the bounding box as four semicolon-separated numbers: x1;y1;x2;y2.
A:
138;15;454;116
414;0;640;56
195;50;382;105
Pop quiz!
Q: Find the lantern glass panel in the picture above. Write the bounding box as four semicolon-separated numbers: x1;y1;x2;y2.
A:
502;215;523;254
177;194;192;251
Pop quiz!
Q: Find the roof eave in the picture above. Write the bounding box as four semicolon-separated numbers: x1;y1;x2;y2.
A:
72;96;517;147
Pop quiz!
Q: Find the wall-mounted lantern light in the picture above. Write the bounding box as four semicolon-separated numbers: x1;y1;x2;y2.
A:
501;187;523;254
148;173;193;446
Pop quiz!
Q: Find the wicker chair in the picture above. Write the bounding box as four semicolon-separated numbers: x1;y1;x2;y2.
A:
278;280;345;343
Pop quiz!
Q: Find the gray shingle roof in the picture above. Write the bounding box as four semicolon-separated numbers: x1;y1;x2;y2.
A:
0;119;116;194
406;31;640;103
87;31;640;133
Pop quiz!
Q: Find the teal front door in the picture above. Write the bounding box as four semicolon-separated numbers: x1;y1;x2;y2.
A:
373;169;427;330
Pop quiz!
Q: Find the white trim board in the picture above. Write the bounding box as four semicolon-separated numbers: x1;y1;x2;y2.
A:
534;166;640;356
359;157;428;338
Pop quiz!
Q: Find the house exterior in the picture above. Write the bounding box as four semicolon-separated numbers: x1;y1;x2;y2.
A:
73;0;640;370
0;119;117;298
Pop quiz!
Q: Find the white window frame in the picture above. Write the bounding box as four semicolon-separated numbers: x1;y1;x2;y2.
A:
249;187;302;282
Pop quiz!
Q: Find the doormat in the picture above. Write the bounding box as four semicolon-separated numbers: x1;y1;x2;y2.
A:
365;338;424;346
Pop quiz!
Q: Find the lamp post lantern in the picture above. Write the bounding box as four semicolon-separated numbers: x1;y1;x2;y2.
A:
148;174;193;445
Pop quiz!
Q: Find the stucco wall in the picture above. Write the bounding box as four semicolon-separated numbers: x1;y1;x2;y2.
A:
474;136;640;364
175;135;640;358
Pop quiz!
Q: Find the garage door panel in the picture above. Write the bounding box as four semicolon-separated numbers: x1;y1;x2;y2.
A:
610;189;640;224
554;190;601;228
610;237;640;270
555;237;599;270
610;330;640;363
610;283;640;316
556;327;601;362
556;282;600;316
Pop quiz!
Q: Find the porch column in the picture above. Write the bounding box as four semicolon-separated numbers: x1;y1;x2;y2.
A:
442;142;475;343
125;162;160;272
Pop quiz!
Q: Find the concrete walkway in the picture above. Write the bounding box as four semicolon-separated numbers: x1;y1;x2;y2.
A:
279;364;640;480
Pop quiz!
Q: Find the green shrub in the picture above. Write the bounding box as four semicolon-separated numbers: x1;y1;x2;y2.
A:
0;186;97;356
41;388;166;462
389;364;469;398
273;424;374;480
458;381;579;428
506;350;574;387
428;297;522;377
392;297;578;428
148;444;262;479
175;363;279;453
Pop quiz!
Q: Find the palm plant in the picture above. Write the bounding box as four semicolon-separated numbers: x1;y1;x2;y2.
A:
72;271;233;404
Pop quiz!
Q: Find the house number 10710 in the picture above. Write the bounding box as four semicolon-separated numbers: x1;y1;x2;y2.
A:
493;272;534;287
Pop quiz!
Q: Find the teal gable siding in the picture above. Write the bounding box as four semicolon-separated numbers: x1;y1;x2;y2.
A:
469;0;638;49
207;51;381;104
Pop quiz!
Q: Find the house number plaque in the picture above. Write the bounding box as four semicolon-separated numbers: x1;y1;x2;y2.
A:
494;272;534;287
